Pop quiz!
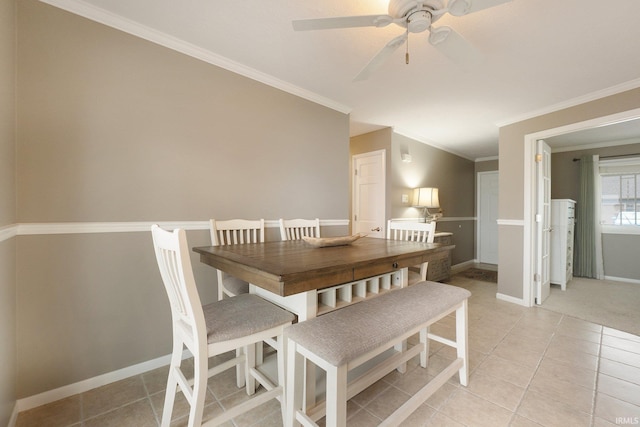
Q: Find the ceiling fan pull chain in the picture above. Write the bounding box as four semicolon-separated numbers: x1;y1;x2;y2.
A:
405;29;410;64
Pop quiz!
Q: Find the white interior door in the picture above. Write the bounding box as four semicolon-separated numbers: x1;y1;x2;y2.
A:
352;150;386;238
536;140;552;304
478;171;499;264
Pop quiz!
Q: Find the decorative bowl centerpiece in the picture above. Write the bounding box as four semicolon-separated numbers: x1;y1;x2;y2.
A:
302;233;365;248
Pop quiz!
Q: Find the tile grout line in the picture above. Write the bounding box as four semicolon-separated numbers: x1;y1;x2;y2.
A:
589;327;604;427
506;312;563;426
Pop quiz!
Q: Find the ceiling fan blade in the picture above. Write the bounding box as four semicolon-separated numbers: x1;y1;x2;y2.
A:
353;33;408;82
292;15;394;31
429;26;481;67
447;0;512;16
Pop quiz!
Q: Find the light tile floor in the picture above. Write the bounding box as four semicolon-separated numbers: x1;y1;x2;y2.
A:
16;274;640;426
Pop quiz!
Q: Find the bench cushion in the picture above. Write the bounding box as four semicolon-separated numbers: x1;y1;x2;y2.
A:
286;281;470;366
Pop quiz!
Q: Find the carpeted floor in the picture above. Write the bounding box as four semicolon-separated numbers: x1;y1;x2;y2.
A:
456;267;497;283
541;277;640;336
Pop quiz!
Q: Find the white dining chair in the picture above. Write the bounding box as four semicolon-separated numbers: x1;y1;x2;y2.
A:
387;220;436;285
279;218;320;240
151;225;294;427
209;218;265;301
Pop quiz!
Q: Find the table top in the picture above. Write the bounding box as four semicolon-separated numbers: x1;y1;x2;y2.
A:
193;237;454;297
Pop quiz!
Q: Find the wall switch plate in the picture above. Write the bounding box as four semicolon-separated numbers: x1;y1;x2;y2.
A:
401;194;409;203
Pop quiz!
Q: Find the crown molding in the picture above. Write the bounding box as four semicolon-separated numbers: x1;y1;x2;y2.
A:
496;78;640;127
39;0;352;115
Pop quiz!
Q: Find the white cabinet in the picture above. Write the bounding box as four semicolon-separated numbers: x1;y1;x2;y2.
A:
550;199;576;290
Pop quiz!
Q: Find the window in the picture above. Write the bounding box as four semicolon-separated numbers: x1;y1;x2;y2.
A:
600;158;640;227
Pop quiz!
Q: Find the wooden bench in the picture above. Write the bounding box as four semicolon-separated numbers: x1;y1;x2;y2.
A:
285;281;471;427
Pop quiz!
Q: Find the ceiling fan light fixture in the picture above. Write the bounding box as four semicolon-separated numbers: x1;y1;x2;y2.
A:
447;0;472;16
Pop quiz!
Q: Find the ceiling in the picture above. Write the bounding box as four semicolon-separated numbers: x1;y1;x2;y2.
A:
42;0;640;160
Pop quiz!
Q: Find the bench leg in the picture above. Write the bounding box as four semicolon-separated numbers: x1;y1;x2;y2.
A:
420;327;429;368
456;299;469;386
286;340;304;427
325;364;348;427
394;341;407;373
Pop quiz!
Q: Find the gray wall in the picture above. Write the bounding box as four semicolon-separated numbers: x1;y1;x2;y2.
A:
349;129;477;266
0;0;17;424
15;0;349;398
552;143;640;280
498;88;640;300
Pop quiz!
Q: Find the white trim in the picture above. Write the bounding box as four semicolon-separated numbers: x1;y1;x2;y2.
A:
450;259;477;274
9;219;349;236
497;78;640;127
0;224;18;242
497;219;524;226
496;293;527;306
603;275;640;285
15;352;175;412
475;156;499;162
551;137;640;154
39;0;351;115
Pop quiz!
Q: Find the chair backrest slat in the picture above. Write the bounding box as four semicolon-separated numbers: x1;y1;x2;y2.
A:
386;220;436;243
210;219;265;246
279;218;321;241
152;225;206;340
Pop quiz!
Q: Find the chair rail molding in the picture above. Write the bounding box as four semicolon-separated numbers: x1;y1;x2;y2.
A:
497;219;525;226
8;219;349;237
0;224;18;243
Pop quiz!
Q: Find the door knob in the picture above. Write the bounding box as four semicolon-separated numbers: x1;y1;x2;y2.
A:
371;227;381;232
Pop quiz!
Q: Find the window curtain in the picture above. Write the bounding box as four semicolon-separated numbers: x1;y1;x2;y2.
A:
574;154;600;278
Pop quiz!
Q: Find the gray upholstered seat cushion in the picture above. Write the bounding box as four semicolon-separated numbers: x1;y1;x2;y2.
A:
286;281;471;366
222;276;250;296
203;294;295;344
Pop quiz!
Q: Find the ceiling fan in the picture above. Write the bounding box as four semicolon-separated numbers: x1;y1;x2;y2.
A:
292;0;512;81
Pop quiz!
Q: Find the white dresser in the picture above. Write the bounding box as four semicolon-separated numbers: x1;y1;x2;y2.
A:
550;199;576;290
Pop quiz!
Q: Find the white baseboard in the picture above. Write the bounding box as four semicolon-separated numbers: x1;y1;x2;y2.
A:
15;352;175;413
451;259;478;274
603;275;640;285
496;293;527;306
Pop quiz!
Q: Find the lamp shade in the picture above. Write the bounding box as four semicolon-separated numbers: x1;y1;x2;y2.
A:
413;187;440;208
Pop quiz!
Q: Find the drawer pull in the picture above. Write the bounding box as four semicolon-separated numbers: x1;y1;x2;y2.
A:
392;262;398;269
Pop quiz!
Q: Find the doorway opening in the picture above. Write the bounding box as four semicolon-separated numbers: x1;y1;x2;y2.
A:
523;108;640;307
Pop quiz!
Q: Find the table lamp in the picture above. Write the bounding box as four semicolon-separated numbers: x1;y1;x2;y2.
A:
412;187;442;222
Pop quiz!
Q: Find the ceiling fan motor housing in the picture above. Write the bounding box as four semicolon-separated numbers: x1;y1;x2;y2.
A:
389;0;445;32
407;10;432;33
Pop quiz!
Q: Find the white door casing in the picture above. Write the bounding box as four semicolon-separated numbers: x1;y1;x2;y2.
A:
352;150;386;238
477;171;499;264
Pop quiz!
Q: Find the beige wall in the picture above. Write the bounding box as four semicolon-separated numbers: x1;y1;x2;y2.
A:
498;88;640;300
16;0;349;398
475;159;498;174
0;0;16;423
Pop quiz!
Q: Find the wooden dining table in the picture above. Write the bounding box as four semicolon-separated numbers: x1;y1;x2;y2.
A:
193;236;454;320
